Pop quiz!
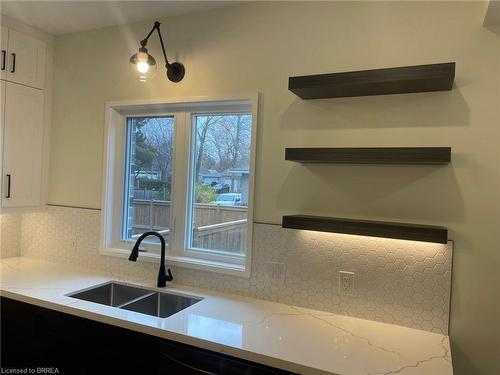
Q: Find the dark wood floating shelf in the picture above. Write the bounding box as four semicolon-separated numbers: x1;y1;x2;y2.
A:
282;215;448;244
289;62;455;99
285;147;451;165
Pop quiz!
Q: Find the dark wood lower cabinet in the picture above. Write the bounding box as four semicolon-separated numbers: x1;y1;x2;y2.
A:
1;297;297;375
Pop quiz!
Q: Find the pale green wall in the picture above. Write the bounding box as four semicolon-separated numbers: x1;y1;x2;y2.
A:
49;2;499;374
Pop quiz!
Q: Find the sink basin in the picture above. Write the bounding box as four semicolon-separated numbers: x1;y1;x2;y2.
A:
121;291;202;318
67;282;152;307
67;282;202;318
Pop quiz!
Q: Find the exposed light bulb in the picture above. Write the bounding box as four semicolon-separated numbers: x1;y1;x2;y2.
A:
137;62;150;74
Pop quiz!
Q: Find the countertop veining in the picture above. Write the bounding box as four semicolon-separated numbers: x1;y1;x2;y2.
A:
0;257;453;375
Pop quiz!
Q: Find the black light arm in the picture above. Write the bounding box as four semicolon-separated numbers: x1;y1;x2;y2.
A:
140;22;170;67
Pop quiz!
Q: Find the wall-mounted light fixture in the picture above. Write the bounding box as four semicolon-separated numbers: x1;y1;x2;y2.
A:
130;21;185;83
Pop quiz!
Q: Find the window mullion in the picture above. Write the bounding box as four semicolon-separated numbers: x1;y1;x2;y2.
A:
169;111;190;256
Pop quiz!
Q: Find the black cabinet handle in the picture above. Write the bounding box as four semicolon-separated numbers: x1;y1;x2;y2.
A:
161;353;217;374
5;174;11;198
10;53;15;73
1;50;5;70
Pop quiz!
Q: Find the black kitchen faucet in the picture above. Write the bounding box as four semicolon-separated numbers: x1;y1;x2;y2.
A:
128;231;173;287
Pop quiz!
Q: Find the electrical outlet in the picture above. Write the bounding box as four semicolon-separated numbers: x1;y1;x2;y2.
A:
339;271;354;295
274;262;286;285
71;235;78;250
266;261;286;285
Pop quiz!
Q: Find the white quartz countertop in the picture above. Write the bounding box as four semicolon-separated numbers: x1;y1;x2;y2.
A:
0;257;453;375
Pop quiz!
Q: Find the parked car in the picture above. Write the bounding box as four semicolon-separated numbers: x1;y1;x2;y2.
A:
214;193;242;206
214;183;230;194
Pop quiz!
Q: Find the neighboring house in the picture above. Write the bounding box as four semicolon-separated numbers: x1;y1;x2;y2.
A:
200;170;223;185
200;167;249;205
223;168;249;205
136;170;161;180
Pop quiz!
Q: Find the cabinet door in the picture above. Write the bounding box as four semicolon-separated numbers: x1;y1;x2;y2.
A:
0;80;5;204
1;27;7;80
2;82;44;208
7;29;46;89
158;341;293;375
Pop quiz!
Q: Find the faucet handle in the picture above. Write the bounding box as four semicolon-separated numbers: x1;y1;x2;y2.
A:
157;264;173;287
166;268;173;282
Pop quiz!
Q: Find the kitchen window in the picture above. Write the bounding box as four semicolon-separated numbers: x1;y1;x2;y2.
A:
102;95;258;276
123;116;175;245
187;113;252;256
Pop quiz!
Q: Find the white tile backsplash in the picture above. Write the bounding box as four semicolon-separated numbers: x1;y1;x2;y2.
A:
0;213;22;258
19;205;452;334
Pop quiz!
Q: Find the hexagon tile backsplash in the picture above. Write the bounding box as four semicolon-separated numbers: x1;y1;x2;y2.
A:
19;206;452;334
0;213;22;258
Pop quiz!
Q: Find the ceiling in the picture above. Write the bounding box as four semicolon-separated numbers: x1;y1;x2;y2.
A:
484;0;500;25
0;1;245;35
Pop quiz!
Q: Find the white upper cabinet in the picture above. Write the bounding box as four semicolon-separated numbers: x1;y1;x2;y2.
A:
0;80;5;200
1;27;7;80
1;82;44;208
5;29;46;89
0;21;51;211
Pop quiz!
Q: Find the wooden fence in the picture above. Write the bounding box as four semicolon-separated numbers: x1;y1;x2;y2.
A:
131;200;247;254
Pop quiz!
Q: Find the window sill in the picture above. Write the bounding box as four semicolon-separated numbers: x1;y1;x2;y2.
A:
100;246;250;278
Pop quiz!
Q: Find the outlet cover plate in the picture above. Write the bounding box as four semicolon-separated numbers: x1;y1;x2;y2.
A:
266;261;286;285
339;271;354;295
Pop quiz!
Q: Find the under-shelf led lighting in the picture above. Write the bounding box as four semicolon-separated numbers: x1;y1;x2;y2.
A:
282;215;448;244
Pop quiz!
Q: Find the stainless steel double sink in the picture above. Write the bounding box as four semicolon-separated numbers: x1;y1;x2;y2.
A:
67;282;202;318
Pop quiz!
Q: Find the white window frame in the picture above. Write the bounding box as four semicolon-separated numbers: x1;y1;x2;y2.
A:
100;94;258;277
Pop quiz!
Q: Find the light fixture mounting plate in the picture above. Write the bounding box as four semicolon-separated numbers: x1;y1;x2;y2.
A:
167;62;185;83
